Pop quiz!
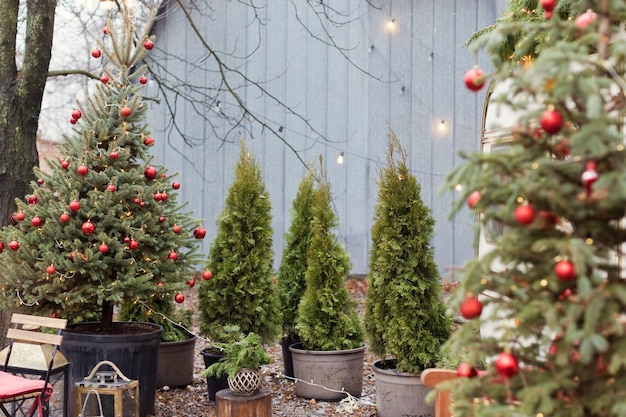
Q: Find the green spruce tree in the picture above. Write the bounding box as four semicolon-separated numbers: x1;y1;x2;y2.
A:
447;2;626;417
198;141;280;345
0;6;202;326
365;131;451;374
296;157;363;351
277;169;315;341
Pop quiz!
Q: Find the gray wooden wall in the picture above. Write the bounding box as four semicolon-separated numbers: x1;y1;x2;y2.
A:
146;0;503;278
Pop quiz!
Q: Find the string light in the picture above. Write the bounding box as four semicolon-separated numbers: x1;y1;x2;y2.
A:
337;152;344;164
387;18;396;30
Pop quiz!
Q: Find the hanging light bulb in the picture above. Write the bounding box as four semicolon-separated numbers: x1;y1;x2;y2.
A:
387;18;396;30
337;152;345;164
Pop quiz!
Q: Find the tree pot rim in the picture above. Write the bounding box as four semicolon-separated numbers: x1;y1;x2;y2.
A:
62;321;163;337
288;341;366;355
372;359;421;377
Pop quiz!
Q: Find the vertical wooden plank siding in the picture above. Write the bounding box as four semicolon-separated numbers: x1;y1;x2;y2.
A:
148;1;501;276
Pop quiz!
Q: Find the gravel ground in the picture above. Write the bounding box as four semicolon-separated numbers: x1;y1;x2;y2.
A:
153;279;378;417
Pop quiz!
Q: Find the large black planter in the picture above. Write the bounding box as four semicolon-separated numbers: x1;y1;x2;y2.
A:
200;348;229;401
157;333;197;388
61;322;162;417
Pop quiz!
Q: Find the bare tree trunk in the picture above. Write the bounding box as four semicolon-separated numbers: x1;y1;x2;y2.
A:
0;0;56;227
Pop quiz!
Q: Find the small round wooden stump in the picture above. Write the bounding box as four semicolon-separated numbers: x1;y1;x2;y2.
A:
215;388;272;417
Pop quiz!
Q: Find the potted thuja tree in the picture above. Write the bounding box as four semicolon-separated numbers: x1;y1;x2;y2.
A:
289;157;365;401
276;169;316;377
198;141;281;400
364;131;452;417
0;6;202;417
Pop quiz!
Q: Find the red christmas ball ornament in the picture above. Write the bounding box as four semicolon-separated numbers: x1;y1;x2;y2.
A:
174;293;185;304
129;240;139;250
59;213;70;223
15;212;25;222
70;117;77;125
457;362;478;378
109;150;119;159
9;240;19;251
555;260;577;281
576;9;597;30
99;243;109;254
460;296;483;319
159;216;166;223
202;270;213;280
100;74;109;84
540;107;564;134
463;66;486;92
172;225;181;234
61;159;70;169
514;204;536;225
139;75;148;85
157;281;163;287
46;264;56;275
77;165;89;176
495;352;519;378
123;237;131;243
106;184;116;192
143;137;155;146
0;241;4;253
154;192;163;202
103;26;109;34
27;195;39;205
143;39;154;50
168;250;178;261
554;138;571;158
144;166;157;180
581;161;598;197
541;0;557;19
31;216;42;227
81;221;96;236
71;109;82;120
134;198;141;205
37;178;44;185
120;106;132;118
91;48;102;58
467;191;481;209
69;201;81;212
172;181;180;190
186;279;195;288
160;192;168;202
193;227;206;239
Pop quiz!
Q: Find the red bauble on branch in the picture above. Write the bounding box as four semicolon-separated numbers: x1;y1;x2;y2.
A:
172;181;180;190
143;39;154;50
139;75;148;85
174;293;185;303
59;213;70;223
202;270;213;280
46;265;56;275
61;159;70;170
120;106;132;118
467;190;481;209
69;201;81;212
514;203;536;225
15;212;25;222
71;109;82;120
9;240;19;251
457;362;478;378
193;227;206;239
460;296;483;319
100;74;109;84
82;221;96;236
540;0;557;19
0;242;4;253
77;165;89;176
99;243;109;254
576;9;597;30
91;48;102;58
554;260;577;281
186;279;195;288
168;250;178;261
31;217;42;227
540;107;564;134
143;137;155;146
463;66;486;92
144;166;157;180
109;150;119;159
495;352;519;378
129;240;139;250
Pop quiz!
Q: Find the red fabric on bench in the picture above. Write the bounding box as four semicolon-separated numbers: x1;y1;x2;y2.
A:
0;371;47;399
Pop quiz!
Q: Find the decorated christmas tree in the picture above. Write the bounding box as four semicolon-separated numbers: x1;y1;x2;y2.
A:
198;141;281;345
0;6;203;327
447;1;626;417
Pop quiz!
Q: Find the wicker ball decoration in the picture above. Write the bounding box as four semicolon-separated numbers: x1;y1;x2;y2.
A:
228;368;262;396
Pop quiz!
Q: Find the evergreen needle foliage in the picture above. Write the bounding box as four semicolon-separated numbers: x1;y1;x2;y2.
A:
277;169;316;341
198;141;281;345
295;157;363;351
0;6;202;326
202;328;271;379
445;2;626;417
365;131;452;374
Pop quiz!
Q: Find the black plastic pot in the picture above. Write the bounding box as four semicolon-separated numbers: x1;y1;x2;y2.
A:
61;322;162;417
280;336;299;378
200;348;229;400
